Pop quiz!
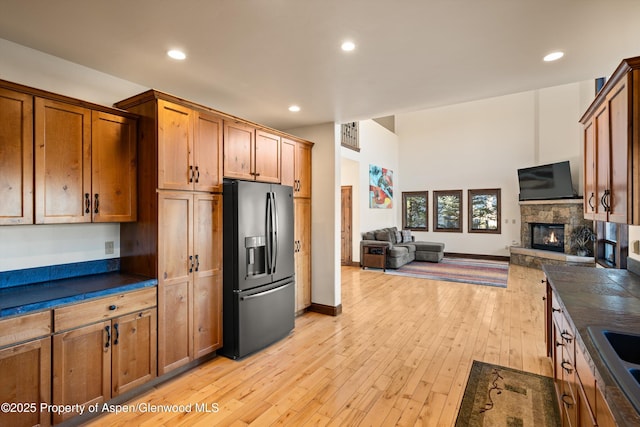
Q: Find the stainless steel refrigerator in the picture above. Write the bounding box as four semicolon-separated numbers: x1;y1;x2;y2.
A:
221;180;295;359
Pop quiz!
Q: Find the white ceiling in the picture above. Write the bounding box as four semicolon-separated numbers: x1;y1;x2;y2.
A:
1;0;640;130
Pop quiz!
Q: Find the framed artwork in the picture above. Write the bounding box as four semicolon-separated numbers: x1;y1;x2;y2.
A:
402;191;428;230
369;165;393;209
433;190;462;232
468;188;501;234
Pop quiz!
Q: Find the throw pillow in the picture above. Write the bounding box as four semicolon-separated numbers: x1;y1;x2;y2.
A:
374;231;391;242
401;229;412;243
395;230;402;244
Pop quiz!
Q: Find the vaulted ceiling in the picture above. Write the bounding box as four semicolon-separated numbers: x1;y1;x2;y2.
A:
1;0;639;129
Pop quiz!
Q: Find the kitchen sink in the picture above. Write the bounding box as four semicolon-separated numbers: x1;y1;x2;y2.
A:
587;326;640;414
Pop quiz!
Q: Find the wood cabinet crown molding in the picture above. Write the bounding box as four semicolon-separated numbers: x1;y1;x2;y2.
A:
115;88;314;147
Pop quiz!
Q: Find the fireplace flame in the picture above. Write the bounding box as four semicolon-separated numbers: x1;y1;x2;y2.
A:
545;231;559;244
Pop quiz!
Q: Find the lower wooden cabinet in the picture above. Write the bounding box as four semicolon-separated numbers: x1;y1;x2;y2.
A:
0;337;51;427
51;288;157;424
294;198;311;312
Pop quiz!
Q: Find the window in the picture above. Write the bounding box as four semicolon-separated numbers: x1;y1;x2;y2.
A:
402;191;428;230
433;190;462;232
596;221;628;268
468;189;501;234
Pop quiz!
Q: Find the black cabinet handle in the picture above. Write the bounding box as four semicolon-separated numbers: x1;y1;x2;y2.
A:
189;165;194;183
556;340;564;347
105;325;111;348
195;254;200;272
588;192;595;211
85;193;91;214
113;323;119;345
189;255;194;273
561;393;574;407
94;194;99;214
552;307;561;313
109;304;117;311
561;360;573;374
560;330;573;343
195;166;200;183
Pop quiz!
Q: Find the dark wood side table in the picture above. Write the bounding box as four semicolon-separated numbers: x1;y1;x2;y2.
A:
361;244;387;271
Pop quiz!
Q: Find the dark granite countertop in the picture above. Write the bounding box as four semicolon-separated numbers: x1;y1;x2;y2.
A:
543;264;640;427
0;266;157;318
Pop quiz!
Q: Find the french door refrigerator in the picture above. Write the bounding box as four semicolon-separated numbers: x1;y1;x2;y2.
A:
221;179;295;359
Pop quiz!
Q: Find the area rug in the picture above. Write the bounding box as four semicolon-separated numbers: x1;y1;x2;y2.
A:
384;257;509;288
455;360;560;427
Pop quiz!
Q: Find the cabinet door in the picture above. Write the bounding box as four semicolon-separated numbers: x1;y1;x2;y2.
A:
607;81;629;224
0;88;33;225
223;121;255;180
157;191;193;374
194;111;223;192
594;103;610;222
294;198;311;312
0;337;51;427
111;308;157;396
295;141;312;198
35;98;91;224
91;110;137;222
255;130;280;183
193;194;223;358
583;120;596;219
281;137;295;188
53;321;110;424
158;100;194;191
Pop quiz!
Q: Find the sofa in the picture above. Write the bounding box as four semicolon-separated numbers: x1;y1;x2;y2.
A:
360;226;445;269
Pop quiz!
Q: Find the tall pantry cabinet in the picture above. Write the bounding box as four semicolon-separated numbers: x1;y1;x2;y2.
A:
281;137;313;313
115;91;223;375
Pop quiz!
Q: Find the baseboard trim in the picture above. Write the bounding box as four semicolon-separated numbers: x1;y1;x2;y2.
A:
309;303;342;316
445;252;510;262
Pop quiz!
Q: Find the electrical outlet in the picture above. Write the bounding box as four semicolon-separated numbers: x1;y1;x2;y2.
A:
105;241;114;255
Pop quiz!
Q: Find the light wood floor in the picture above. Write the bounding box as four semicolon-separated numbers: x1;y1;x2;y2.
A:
87;264;552;426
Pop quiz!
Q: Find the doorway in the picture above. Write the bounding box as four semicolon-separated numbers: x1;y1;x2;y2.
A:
341;186;353;265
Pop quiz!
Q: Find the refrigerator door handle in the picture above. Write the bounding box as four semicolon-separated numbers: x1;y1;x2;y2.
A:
266;192;272;274
239;282;292;301
272;191;278;274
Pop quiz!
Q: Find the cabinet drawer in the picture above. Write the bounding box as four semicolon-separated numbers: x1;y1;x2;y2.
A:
54;287;157;332
0;311;51;348
575;343;596;416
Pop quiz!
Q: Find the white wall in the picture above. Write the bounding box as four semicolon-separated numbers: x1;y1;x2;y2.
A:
0;38;148;272
286;123;341;308
396;83;592;256
340;120;400;262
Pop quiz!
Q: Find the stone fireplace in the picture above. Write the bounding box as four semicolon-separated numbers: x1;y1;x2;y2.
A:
510;199;595;268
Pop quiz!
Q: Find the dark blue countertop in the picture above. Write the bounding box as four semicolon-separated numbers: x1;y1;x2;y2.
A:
0;260;157;318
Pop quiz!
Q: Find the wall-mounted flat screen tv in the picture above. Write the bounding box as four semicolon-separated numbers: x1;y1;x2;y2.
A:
517;161;577;201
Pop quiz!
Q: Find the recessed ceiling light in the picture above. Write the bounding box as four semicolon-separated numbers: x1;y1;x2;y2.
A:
167;49;186;60
341;41;356;52
288;105;301;112
543;51;564;62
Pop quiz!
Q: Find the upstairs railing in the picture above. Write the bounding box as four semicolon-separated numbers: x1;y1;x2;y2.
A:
341;122;359;151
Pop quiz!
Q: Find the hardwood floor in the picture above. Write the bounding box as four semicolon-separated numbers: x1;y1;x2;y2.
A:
87;264;552;426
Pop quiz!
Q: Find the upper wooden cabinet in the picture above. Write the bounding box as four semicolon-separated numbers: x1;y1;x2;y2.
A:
0;87;33;225
91;110;137;222
223;121;281;183
116;92;223;193
580;56;640;224
0;80;138;225
281;137;312;198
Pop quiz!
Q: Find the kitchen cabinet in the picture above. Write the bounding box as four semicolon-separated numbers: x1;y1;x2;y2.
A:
0;87;33;225
91;110;137;222
281;137;312;198
34;97;91;224
0;80;137;225
157;191;222;373
294;198;312;312
580;56;640;224
52;288;157;423
223;121;281;183
0;311;52;427
116;90;225;376
544;279;617;426
157;100;223;192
